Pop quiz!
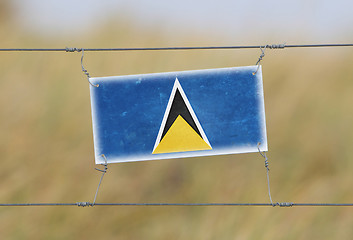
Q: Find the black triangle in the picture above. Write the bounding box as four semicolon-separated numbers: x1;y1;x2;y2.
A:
160;89;202;141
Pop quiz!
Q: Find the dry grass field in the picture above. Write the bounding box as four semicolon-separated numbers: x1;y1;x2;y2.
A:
1;5;353;239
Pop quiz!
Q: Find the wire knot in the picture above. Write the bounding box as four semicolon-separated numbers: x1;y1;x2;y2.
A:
253;43;286;75
267;43;286;49
257;143;270;170
264;159;269;169
274;202;294;207
92;155;109;206
95;164;108;173
255;47;266;66
253;46;267;75
95;155;108;173
80;49;99;87
76;202;93;207
257;142;273;205
65;47;82;53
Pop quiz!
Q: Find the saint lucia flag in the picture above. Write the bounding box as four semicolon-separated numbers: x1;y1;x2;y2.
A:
90;66;267;164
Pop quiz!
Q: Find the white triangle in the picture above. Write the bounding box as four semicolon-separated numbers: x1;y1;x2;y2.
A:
152;78;211;153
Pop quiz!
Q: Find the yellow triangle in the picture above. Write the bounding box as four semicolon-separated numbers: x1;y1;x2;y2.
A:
153;115;212;154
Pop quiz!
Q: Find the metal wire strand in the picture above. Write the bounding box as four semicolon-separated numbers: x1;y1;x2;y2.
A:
1;202;353;207
92;155;108;206
1;42;353;208
257;142;274;206
1;43;353;52
253;45;267;75
80;49;99;87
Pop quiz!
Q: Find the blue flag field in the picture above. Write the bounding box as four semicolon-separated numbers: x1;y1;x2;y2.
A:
90;66;267;164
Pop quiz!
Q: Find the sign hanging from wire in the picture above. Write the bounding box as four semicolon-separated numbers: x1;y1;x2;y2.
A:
89;65;267;164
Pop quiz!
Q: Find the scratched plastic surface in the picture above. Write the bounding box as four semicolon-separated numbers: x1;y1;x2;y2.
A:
90;66;267;164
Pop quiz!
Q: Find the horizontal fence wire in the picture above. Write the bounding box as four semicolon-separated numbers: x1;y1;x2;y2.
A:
1;202;353;207
1;42;353;208
0;43;353;52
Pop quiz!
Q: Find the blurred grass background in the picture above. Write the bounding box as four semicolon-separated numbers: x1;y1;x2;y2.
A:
1;1;353;239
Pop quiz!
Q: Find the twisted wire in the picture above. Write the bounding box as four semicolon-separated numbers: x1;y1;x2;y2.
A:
0;202;353;207
1;43;353;52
